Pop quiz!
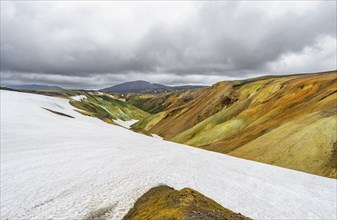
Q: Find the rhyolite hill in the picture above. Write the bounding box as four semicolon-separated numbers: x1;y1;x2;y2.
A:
131;71;337;178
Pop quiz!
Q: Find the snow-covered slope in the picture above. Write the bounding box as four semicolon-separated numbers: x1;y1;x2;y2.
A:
113;119;138;129
1;90;336;219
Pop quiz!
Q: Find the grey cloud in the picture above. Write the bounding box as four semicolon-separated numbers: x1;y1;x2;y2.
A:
0;1;336;88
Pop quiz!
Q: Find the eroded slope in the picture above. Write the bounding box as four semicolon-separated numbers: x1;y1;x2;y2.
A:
133;71;337;177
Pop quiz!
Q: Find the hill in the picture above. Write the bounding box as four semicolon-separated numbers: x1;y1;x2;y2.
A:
132;71;337;178
1;90;335;219
68;93;150;124
100;80;206;94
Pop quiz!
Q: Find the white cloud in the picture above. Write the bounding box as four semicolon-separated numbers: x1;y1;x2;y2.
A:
266;35;337;74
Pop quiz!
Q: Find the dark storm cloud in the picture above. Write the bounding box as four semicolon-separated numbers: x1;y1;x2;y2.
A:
0;1;336;88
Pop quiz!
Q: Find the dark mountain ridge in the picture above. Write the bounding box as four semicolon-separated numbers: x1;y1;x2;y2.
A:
5;84;63;90
100;80;206;94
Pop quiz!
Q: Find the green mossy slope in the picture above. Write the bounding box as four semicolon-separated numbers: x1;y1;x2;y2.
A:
69;93;150;124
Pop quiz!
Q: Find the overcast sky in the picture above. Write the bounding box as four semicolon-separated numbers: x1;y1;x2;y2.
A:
1;1;336;89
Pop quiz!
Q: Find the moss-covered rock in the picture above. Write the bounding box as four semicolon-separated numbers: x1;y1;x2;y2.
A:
123;185;252;220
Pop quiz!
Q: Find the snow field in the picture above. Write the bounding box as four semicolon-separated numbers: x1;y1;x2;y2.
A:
1;90;336;219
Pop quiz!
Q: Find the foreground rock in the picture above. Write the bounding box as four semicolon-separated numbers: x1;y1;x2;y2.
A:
123;185;252;220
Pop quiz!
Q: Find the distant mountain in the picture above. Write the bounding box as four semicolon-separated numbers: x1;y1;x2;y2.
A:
101;80;168;93
100;80;206;94
5;84;63;91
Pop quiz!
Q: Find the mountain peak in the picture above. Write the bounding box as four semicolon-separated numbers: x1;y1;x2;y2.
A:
101;81;168;93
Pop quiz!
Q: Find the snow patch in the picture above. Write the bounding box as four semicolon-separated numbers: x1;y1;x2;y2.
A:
113;119;138;129
71;95;87;101
152;134;163;139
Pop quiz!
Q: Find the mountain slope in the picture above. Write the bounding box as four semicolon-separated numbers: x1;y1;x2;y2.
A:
126;89;198;114
6;89;150;126
69;93;150;123
132;71;337;178
1;90;336;219
132;82;235;138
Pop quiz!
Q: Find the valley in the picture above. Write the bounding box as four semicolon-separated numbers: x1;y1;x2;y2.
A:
1;89;336;219
1;71;336;220
2;2;336;219
3;71;336;179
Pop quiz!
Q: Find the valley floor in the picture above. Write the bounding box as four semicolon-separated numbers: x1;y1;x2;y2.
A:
0;90;336;219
